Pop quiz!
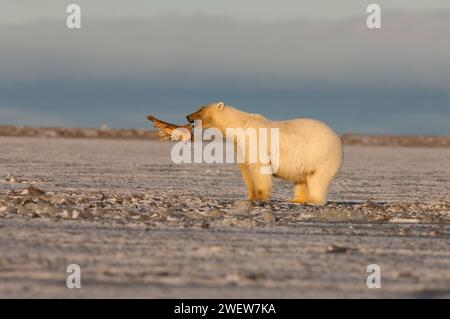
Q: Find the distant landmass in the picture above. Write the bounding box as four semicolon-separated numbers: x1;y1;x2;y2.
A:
0;125;449;147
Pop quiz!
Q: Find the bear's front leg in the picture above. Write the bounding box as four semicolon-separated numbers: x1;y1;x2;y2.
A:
239;163;256;200
247;163;272;200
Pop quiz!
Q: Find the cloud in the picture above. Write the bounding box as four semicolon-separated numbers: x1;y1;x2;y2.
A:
0;11;449;134
2;0;450;24
0;11;449;90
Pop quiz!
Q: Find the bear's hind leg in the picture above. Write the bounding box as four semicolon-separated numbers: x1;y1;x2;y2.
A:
248;164;272;200
305;169;333;205
290;182;309;203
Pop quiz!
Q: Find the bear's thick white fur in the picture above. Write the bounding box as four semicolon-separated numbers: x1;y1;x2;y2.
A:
186;102;343;205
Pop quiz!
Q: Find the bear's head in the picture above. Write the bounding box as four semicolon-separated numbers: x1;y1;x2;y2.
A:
186;101;226;129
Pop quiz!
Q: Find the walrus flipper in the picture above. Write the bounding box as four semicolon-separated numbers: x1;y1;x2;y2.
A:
147;115;193;141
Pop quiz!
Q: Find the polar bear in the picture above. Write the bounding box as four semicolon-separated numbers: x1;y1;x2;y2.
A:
186;102;343;205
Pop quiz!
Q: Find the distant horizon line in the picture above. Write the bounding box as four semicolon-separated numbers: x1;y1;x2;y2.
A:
1;125;449;148
1;123;450;137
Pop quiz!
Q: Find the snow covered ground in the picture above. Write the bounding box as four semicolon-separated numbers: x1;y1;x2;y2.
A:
1;137;450;298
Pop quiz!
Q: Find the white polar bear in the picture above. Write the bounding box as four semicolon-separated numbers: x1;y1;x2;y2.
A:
186;102;343;205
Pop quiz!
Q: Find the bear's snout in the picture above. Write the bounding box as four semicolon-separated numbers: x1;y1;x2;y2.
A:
186;111;200;123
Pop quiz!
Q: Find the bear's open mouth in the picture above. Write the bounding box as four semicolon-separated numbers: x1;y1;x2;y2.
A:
186;115;195;123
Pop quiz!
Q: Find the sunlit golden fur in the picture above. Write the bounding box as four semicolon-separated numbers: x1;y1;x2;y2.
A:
187;102;343;204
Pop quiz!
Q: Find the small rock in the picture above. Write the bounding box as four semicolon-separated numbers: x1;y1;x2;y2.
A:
245;272;266;280
160;208;176;217
17;203;37;215
0;206;18;215
62;210;72;219
72;210;81;219
48;196;67;205
158;208;177;221
261;212;276;222
428;230;440;237
387;204;405;213
207;209;224;219
42;206;63;215
21;187;46;196
201;222;210;229
232;200;253;214
369;214;391;222
390;217;420;224
234;219;256;228
420;216;434;223
398;228;411;236
8;175;18;183
80;211;94;219
326;245;352;254
167;215;178;222
37;212;53;219
364;200;380;209
130;213;144;220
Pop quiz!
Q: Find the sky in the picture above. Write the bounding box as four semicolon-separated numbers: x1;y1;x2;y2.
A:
0;0;450;134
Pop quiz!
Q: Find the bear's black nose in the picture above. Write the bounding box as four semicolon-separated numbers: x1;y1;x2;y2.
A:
186;115;194;123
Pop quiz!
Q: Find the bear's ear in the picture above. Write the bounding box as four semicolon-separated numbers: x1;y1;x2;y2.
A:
217;102;225;110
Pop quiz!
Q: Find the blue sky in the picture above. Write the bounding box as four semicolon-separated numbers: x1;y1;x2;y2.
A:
0;1;449;134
